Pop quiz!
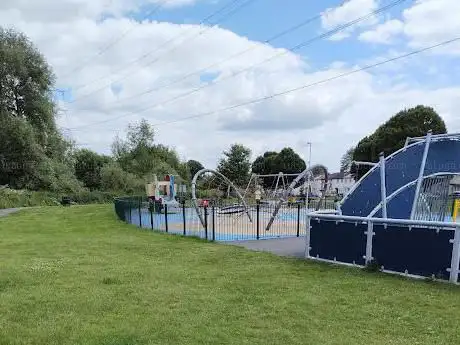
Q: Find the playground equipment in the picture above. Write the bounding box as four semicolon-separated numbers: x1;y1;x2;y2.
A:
338;131;460;220
242;172;299;204
146;174;183;213
191;169;252;227
264;165;329;231
306;131;460;283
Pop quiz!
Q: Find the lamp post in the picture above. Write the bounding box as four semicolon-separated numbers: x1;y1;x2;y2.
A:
305;142;312;210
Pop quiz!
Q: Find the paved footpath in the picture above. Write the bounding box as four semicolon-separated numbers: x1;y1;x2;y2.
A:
0;208;22;217
228;237;306;258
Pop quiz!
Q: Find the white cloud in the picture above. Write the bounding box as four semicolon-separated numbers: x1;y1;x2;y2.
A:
359;19;403;44
403;0;460;54
1;0;459;173
359;0;460;54
0;0;202;22
321;0;379;40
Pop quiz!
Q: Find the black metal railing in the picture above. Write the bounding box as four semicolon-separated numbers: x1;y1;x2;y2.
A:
113;196;319;242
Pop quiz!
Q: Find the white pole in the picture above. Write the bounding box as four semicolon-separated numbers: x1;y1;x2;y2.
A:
410;130;432;219
305;142;312;210
379;152;387;219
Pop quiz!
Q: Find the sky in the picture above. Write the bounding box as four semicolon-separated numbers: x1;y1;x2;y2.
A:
1;0;459;172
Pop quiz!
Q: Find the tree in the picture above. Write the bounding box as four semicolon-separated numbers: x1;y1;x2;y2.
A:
187;160;204;178
352;105;447;179
0;27;79;192
74;149;112;190
216;144;252;187
0;27;57;143
112;118;189;182
340;146;355;174
252;148;306;187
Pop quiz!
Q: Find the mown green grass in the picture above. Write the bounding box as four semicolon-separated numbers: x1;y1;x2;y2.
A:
1;205;460;345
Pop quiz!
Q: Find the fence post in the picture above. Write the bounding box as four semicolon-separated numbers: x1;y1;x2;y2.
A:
296;203;301;237
256;201;260;240
365;221;374;264
138;198;142;227
164;204;169;233
304;215;311;258
212;206;216;241
182;200;186;236
204;206;208;240
129;201;132;223
449;228;460;283
150;203;154;230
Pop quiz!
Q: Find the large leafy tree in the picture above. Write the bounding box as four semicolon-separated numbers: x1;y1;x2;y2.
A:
0;27;80;192
74;149;112;191
216;143;252;187
252;148;306;187
112;118;188;181
351;105;447;179
0;27;57;143
187;160;204;178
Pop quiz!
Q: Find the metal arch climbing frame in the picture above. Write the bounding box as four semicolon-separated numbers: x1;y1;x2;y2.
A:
191;168;253;228
264;166;329;232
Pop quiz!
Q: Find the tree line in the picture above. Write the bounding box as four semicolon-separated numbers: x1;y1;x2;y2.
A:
0;26;450;203
0;27;308;200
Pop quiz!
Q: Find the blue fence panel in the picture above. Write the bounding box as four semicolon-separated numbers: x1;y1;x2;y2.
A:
310;219;367;265
372;224;454;280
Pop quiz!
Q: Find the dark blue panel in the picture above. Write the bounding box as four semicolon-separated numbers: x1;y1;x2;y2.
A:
373;224;454;280
341;142;425;217
425;139;460;175
310;220;366;265
384;143;424;195
385;184;416;219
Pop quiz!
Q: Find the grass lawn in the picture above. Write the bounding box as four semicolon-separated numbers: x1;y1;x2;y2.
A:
1;205;460;345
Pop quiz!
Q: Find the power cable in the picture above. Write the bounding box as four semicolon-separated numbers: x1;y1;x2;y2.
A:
71;36;460;132
81;1;341;107
60;0;170;78
68;0;256;100
69;0;408;129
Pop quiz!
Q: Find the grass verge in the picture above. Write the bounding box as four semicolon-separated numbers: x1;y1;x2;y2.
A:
0;205;459;345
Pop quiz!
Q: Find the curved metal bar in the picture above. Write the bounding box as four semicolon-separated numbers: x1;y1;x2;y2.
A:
367;172;460;217
191;168;252;227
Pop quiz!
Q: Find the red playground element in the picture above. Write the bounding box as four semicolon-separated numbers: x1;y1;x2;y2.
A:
199;199;209;207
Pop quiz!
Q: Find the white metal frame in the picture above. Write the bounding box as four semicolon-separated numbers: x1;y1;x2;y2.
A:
410;131;432;219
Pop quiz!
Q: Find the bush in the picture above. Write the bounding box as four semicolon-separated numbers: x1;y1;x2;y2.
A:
0;188;122;209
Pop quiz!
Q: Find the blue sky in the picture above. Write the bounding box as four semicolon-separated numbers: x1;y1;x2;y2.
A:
25;0;457;170
133;0;412;67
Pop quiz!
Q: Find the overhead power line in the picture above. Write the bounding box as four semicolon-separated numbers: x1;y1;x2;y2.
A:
78;1;340;107
68;0;256;101
68;0;407;129
60;0;170;78
70;36;460;132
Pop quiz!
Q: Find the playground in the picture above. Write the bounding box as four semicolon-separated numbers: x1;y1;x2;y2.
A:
115;131;460;284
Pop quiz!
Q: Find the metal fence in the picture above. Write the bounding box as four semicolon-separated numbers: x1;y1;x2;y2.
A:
306;213;460;283
113;196;336;241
